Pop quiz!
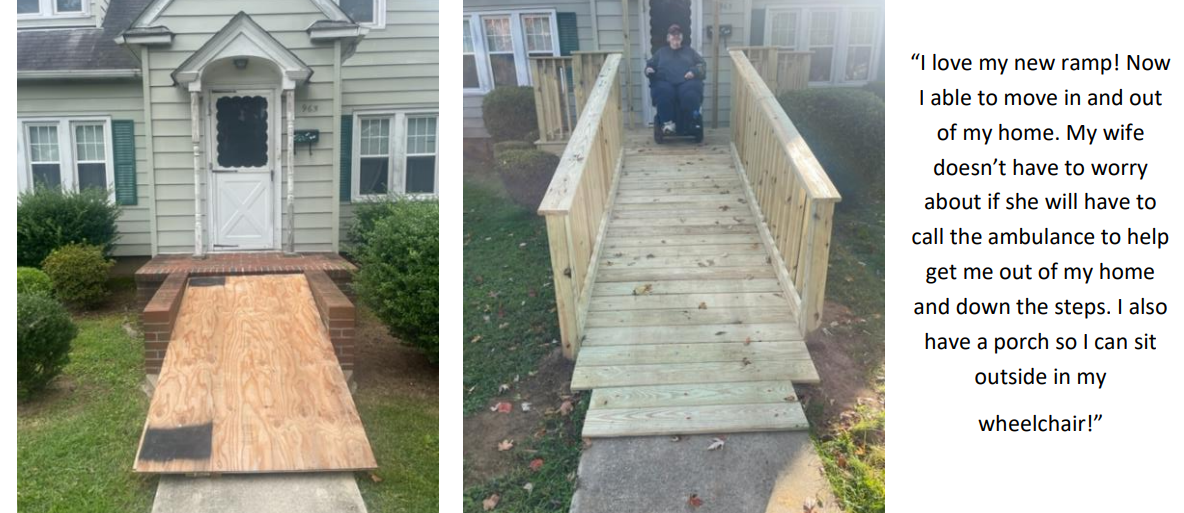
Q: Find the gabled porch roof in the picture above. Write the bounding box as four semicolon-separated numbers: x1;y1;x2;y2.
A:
171;12;313;91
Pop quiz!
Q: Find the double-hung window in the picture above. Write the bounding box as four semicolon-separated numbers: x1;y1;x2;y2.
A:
462;10;560;93
764;6;882;86
353;111;438;199
18;118;113;194
336;0;386;29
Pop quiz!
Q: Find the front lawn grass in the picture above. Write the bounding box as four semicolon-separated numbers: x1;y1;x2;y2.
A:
463;176;588;512
463;179;562;414
17;314;156;512
355;392;440;512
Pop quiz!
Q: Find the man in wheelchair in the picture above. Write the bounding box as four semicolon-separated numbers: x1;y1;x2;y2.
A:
645;24;706;138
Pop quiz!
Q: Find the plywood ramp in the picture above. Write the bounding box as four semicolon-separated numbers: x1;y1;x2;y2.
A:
135;274;376;474
575;130;817;438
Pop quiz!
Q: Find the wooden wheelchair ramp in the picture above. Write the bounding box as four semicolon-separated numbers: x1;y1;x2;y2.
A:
134;274;376;474
572;132;818;438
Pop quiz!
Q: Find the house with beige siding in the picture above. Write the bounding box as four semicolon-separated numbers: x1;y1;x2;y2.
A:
462;0;883;139
17;0;439;257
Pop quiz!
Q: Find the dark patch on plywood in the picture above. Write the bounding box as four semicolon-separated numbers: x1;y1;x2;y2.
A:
138;423;213;462
188;276;226;287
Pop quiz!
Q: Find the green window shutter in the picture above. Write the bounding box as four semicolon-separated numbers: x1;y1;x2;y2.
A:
557;12;579;56
340;114;352;202
750;9;765;45
112;120;137;206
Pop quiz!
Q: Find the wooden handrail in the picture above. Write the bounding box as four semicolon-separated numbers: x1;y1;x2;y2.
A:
729;49;840;335
538;53;623;359
531;56;576;143
732;46;812;95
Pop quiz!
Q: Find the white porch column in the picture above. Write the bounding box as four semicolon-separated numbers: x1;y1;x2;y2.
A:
190;89;204;258
285;89;296;255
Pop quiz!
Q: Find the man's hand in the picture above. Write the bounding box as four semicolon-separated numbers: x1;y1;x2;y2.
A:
645;67;655;75
684;71;695;80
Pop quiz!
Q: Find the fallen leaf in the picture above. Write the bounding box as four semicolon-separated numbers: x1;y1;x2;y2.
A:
529;458;544;472
470;335;483;344
741;357;752;367
494;402;513;413
499;384;510;393
836;454;848;468
498;439;514;451
744;337;752;345
559;400;574;416
633;284;653;295
670;435;682;442
498;322;510;330
707;438;726;451
483;493;500;511
688;494;704;508
698;302;707;310
368;472;383;483
523;482;534;494
521;402;532;412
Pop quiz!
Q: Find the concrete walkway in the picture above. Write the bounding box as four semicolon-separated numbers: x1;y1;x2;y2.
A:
151;473;366;513
570;432;837;513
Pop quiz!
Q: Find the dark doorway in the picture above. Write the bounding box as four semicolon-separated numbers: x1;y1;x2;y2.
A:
648;0;692;53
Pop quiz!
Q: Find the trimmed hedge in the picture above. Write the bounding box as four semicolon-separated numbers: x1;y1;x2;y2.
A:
492;140;535;157
777;88;885;201
17;267;54;296
17;293;77;401
17;187;121;268
482;86;538;142
862;81;885;101
351;198;439;363
41;244;114;309
494;149;559;211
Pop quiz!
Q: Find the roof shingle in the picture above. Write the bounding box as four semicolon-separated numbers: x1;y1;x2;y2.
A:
17;0;153;73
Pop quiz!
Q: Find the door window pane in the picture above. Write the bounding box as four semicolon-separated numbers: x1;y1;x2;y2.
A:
56;0;82;13
340;0;374;23
770;12;797;48
18;0;39;14
215;96;269;168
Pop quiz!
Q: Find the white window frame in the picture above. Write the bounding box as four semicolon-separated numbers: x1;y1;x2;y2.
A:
764;6;883;87
335;0;387;29
17;0;90;20
16;117;115;198
351;109;439;201
462;10;560;94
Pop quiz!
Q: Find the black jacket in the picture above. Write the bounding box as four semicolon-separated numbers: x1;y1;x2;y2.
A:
646;45;706;84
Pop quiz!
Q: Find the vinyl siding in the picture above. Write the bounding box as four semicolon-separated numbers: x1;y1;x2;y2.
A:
338;0;441;240
17;81;152;256
148;1;338;254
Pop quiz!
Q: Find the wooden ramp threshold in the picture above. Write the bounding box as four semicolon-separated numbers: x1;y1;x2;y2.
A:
584;381;808;437
574;130;818;438
134;274;376;474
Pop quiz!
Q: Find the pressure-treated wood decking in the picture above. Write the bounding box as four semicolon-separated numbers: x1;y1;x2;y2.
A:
539;51;838;438
571;131;817;437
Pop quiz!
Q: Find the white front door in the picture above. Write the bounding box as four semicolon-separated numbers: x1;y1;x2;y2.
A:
209;90;276;251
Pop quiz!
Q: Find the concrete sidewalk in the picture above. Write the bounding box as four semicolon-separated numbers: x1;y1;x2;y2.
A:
570;432;836;513
151;473;367;513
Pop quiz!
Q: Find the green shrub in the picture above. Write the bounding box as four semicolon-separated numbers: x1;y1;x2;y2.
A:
482;86;538;141
17;187;121;268
17;267;54;296
778;88;884;201
493;140;535;157
352;198;439;363
17;293;77;401
494;149;559;210
862;81;885;100
41;244;114;309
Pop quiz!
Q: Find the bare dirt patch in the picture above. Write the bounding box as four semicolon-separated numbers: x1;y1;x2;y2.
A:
463;349;575;487
799;301;882;431
353;309;439;401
